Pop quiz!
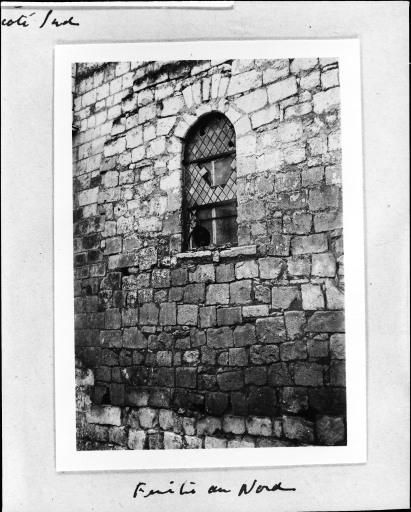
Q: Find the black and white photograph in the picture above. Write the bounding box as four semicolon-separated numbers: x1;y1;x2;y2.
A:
71;55;348;452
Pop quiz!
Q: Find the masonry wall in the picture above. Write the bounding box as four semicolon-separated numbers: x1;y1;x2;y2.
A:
73;58;346;450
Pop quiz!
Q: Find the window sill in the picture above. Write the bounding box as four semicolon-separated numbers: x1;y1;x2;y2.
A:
176;244;257;261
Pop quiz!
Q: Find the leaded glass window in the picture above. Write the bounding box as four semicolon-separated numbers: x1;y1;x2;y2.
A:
183;113;238;250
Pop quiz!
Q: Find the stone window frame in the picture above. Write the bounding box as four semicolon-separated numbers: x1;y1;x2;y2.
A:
182;111;238;251
169;99;254;258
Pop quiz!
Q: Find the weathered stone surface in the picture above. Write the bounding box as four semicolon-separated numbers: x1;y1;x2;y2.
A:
287;256;311;277
248;386;277;416
312;252;336;277
245;366;267;385
307;339;329;358
242;305;270;318
246;416;272;437
262;59;289;84
250;344;280;365
206;284;230;305
235;260;259;279
301;284;325;310
223;415;246;434
184;283;206;304
86;405;121;426
325;281;345;310
280;387;308;413
184;435;202;449
291;234;328;255
313;87;340;113
229;280;252;304
189;264;215;283
330;333;345;359
267;235;291;257
217;371;243;391
204;436;227;449
159;409;175;430
199;306;216;328
316;415;345;445
217;306;242;326
330;360;346;386
183;349;199;365
163;432;183;449
259;257;283;279
100;330;122;348
305;311;345;332
177;304;198;326
207;327;233;349
152;269;170;288
216;263;235;283
176;367;197;388
280;340;307;361
138;407;158;429
271;287;300;310
233;323;256;347
294;362;323;386
128;429;146;449
256;316;286;344
196;416;222;436
171;268;188;286
267;76;298;103
229;347;248;366
206;392;229;416
159;302;177;325
139;303;159;325
283;416;314;443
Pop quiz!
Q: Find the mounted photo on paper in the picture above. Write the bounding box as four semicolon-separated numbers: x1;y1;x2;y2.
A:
54;40;366;471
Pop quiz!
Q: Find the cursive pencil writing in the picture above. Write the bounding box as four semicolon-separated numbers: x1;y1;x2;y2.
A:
2;9;79;28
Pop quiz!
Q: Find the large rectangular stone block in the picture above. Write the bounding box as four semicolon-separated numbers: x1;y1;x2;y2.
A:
229;280;252;304
291;234;328;255
217;306;242;326
256;316;286;343
233;323;256;347
139;303;159;325
305;311;345;332
184;283;206;304
294;362;323;386
206;284;229;305
86;405;121;426
177;304;198;326
207;327;233;349
217;370;244;391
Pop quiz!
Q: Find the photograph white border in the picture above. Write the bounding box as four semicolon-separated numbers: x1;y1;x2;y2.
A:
54;39;366;472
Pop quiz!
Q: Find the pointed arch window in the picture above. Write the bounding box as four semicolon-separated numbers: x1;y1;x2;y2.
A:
183;113;238;250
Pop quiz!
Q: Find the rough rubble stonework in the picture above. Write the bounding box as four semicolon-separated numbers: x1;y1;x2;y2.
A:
72;58;346;450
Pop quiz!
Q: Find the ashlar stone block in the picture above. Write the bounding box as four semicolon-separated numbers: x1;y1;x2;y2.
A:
207;327;233;349
235;260;259;279
233;323;256;347
256;316;286;344
177;304;198;326
267;76;298;104
282;415;314;443
206;284;229;305
272;287;300;310
229;280;252;304
301;284;325;310
246;416;272;437
316;415;345;445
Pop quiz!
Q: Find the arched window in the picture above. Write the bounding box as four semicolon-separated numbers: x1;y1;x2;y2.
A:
183;113;238;250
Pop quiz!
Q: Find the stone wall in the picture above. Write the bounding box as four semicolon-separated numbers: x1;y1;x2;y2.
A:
73;58;346;450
